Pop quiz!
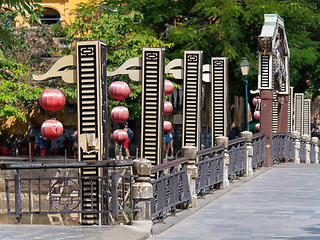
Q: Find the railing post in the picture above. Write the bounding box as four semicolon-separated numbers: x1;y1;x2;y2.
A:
132;158;153;231
292;131;300;163
312;137;319;164
182;145;197;208
14;173;21;224
240;131;253;176
215;137;229;189
303;135;311;164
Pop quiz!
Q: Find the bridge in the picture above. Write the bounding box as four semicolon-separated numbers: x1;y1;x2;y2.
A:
0;13;317;239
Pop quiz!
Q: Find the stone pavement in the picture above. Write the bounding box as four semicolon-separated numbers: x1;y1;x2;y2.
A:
150;164;320;239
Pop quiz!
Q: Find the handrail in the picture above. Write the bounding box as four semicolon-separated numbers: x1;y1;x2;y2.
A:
0;160;133;170
196;143;224;157
150;157;188;174
228;137;247;145
252;132;266;139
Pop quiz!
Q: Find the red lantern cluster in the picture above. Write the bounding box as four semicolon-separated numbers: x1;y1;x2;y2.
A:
39;88;66;111
39;88;66;139
109;81;131;143
41;120;63;139
109;81;131;100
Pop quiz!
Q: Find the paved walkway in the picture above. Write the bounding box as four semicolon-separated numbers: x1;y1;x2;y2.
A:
150;164;320;240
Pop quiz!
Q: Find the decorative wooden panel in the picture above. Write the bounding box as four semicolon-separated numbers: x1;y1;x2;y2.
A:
294;93;304;136
287;87;294;133
141;47;165;167
258;53;272;89
272;91;278;132
211;57;228;146
303;99;311;136
182;51;203;150
77;41;106;225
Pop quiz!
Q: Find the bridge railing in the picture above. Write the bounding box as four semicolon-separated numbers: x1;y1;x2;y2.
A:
227;137;247;178
310;140;316;163
195;144;224;194
272;132;287;161
287;133;296;161
1;160;136;225
150;157;191;219
251;133;266;168
272;132;296;162
299;138;307;163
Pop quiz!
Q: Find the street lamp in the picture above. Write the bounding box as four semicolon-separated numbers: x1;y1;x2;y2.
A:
240;57;250;131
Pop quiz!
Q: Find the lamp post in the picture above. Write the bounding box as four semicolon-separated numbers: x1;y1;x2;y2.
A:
240;57;250;131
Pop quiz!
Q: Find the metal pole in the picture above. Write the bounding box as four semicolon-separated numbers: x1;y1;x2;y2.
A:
244;75;249;131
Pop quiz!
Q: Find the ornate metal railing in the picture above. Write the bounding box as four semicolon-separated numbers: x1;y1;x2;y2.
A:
251;133;266;167
150;157;191;219
310;141;316;163
299;138;307;163
272;132;287;161
195;144;224;194
1;160;136;225
227;138;247;178
287;133;296;161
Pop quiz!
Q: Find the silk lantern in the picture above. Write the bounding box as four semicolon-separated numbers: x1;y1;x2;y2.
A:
39;88;66;111
164;101;173;115
109;81;131;100
112;130;128;143
41;120;63;139
111;106;129;123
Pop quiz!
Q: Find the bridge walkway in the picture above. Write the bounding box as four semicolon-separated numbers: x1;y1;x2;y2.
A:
151;164;320;240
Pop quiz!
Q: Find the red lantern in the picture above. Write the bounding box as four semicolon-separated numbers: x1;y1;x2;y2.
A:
164;121;172;133
112;130;128;143
109;81;131;100
306;79;310;85
165;80;174;96
252;97;257;106
253;111;260;120
252;97;261;106
255;123;260;131
164;101;173;115
41;120;63;139
111;106;129;123
39;88;66;111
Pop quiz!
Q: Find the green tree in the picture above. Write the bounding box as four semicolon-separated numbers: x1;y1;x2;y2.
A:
0;11;74;121
101;0;320;97
64;0;173;118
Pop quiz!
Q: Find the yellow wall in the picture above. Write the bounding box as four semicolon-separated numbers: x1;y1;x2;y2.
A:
0;105;78;135
4;0;87;26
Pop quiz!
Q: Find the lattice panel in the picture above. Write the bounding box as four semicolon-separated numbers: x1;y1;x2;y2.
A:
294;93;304;136
78;45;98;136
182;51;203;150
77;41;106;225
141;48;165;167
272;91;278;132
303;99;311;136
287;87;294;133
211;57;228;146
259;54;271;89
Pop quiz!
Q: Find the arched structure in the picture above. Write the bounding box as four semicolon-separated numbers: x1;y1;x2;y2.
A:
257;14;290;166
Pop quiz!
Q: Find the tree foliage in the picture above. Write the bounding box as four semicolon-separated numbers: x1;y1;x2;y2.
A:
0;12;74;121
64;0;173;118
102;0;320;97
